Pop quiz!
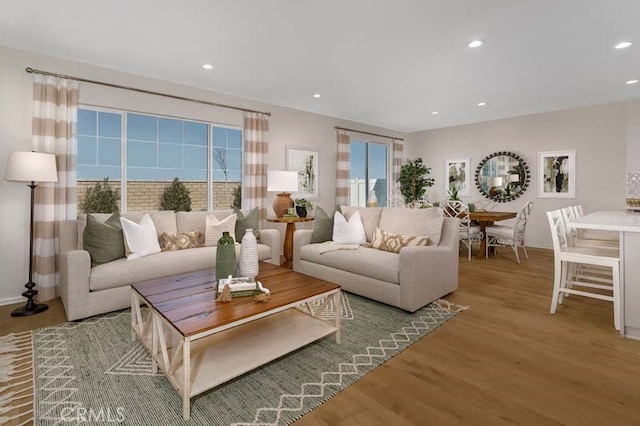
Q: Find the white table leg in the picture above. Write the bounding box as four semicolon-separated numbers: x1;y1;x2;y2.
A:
182;339;191;420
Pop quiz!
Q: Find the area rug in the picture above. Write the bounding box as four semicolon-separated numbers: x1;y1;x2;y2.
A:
1;294;465;425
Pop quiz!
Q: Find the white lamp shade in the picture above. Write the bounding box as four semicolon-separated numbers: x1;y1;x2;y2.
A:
4;151;58;183
508;174;520;183
267;170;298;192
488;176;503;187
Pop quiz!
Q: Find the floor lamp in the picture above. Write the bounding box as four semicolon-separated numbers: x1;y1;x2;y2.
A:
4;151;58;317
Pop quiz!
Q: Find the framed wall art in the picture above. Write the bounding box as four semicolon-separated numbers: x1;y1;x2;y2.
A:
286;146;319;199
537;150;576;198
444;158;471;197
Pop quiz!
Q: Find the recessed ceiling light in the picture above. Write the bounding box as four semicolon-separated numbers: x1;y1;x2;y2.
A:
431;111;439;115
615;41;632;49
313;93;322;98
467;40;483;48
202;64;214;70
477;102;487;106
626;79;639;85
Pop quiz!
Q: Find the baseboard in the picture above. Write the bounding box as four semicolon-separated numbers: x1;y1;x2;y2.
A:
0;296;25;306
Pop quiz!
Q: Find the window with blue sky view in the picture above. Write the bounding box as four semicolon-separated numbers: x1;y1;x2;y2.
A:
78;109;242;183
350;140;388;206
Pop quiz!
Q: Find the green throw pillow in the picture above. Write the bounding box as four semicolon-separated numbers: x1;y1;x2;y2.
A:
234;207;260;243
83;213;126;267
311;207;334;243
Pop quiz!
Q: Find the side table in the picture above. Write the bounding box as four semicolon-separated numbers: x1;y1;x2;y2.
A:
267;216;314;262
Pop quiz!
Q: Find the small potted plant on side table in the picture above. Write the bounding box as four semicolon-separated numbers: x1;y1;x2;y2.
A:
294;198;313;218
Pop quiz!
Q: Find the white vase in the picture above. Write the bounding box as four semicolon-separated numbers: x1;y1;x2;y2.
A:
239;229;259;279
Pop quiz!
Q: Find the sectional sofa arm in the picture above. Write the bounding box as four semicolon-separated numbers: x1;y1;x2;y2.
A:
59;249;92;321
259;228;282;265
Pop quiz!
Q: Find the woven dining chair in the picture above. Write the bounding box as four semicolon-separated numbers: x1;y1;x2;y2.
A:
485;201;533;263
441;200;482;261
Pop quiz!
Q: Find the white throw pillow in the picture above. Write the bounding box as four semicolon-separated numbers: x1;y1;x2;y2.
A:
120;213;161;260
204;213;237;246
333;210;367;245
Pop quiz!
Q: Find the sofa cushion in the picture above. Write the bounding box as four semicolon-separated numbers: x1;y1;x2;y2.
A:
340;206;382;242
160;231;201;251
311;207;334;243
333;210;366;244
120;214;162;260
371;227;430;253
234;207;260;242
176;211;207;244
299;244;399;284
379;207;444;245
83;213;125;267
204;213;237;246
89;244;272;291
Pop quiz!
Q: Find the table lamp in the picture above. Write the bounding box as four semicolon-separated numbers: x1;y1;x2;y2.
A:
488;176;503;197
4;151;58;317
267;171;298;217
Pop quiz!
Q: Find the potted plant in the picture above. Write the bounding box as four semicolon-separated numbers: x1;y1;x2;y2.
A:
398;157;435;205
294;199;313;217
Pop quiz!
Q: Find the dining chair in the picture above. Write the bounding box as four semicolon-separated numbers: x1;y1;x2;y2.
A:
441;200;482;261
546;209;621;330
485;201;533;263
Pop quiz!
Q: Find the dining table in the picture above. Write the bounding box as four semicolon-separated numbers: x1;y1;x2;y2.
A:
467;210;517;258
568;210;640;339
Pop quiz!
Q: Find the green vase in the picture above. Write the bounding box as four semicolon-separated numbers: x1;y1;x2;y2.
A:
216;231;237;282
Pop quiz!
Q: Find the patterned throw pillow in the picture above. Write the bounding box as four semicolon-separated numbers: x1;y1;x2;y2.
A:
160;231;201;251
370;227;430;253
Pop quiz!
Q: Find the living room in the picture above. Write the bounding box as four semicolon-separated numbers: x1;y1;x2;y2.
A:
2;1;640;424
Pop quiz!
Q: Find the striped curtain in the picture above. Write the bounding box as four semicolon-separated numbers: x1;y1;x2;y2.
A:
392;138;403;182
32;74;80;301
336;130;351;206
243;112;269;219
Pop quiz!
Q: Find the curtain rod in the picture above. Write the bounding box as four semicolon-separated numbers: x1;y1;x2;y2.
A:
25;67;271;116
334;126;403;141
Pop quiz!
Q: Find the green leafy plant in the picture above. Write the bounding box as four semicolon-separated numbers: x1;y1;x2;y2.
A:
294;198;314;210
447;184;461;201
232;184;242;209
398;158;434;204
83;177;120;213
160;177;192;212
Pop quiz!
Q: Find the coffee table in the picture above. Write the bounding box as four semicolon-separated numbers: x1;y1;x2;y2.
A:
130;263;341;420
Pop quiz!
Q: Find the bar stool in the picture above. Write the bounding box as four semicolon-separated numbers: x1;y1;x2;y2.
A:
546;209;621;330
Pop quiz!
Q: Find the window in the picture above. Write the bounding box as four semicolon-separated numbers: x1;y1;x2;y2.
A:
349;140;388;207
77;107;242;212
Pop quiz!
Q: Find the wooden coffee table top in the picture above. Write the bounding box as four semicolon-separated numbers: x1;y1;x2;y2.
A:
131;263;340;337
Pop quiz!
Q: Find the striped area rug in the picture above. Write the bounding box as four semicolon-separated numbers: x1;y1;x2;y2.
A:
0;293;465;425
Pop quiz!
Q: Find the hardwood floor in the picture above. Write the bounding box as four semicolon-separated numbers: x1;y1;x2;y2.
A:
2;247;639;425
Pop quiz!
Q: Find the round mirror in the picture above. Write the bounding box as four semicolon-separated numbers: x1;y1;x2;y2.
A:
475;152;530;202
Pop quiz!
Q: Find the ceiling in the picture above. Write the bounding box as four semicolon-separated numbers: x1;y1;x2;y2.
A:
1;0;640;132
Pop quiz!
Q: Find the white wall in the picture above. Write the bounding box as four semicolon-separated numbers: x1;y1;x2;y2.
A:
0;45;405;302
405;101;640;248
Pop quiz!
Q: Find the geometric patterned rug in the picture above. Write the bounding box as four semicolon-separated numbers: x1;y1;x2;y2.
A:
1;293;464;425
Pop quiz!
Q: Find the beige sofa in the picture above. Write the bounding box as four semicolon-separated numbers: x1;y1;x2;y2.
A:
59;210;280;321
293;207;459;312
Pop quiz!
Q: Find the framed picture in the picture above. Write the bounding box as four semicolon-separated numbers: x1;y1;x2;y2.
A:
537;150;576;198
286;146;319;199
444;158;471;197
